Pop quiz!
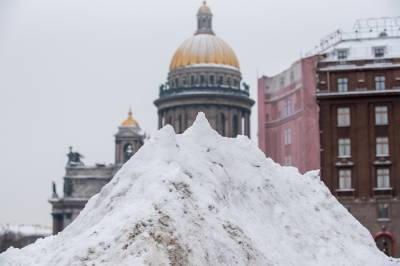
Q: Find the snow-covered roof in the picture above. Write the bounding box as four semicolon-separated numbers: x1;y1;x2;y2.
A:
320;36;400;62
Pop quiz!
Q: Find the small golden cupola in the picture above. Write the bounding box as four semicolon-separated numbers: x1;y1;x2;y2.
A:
121;108;139;127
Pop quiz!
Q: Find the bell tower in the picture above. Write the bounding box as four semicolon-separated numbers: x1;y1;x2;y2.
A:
115;109;145;165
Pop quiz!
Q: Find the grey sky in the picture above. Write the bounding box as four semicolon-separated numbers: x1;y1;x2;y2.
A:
0;0;398;226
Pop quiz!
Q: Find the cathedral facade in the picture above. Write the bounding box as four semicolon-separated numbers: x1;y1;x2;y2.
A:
154;3;254;137
49;111;145;234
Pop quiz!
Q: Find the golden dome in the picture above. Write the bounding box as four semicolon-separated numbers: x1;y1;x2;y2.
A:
121;109;139;127
169;34;240;71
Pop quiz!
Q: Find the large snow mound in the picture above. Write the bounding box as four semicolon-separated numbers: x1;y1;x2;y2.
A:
1;113;398;266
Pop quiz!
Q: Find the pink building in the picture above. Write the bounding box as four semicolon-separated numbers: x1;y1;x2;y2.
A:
257;56;320;173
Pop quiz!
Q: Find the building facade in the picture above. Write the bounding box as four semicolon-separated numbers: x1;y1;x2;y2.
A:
154;2;254;137
317;21;400;257
257;56;320;173
258;17;400;257
49;110;145;234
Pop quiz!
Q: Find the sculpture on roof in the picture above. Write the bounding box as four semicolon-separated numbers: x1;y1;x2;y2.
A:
67;146;84;166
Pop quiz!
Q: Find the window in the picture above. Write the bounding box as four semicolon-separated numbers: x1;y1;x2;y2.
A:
182;76;187;86
200;75;205;85
124;144;134;162
290;71;295;83
338;138;351;158
284;128;292;145
190;76;195;86
280;77;285;87
210;75;215;85
337;78;348;92
337;49;348;60
375;76;385;90
375;234;393;256
337;107;350;127
227;77;231;87
218;76;223;86
376;137;389;156
338;169;352;189
377;169;390;189
284;155;292;166
283;98;293;117
377;203;389;220
375;106;388;125
373;47;385;58
234;79;239;88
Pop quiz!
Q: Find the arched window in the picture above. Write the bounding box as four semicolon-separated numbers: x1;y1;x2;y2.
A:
232;114;238;137
220;113;226;136
124;143;134;162
375;232;394;256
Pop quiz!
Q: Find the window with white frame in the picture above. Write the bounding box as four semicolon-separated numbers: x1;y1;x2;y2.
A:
377;168;390;189
338;138;351;158
282;98;293;117
337;107;350;127
338;169;352;189
337;49;348;60
375;106;388;125
337;78;348;92
376;137;389;156
373;47;385;58
284;128;292;145
375;76;386;90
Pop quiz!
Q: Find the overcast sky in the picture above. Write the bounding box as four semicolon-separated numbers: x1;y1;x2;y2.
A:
0;0;398;227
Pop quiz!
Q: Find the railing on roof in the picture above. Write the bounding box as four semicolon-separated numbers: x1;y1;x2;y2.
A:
306;17;400;57
158;84;250;97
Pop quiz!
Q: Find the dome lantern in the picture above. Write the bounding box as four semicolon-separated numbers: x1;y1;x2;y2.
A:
196;1;214;35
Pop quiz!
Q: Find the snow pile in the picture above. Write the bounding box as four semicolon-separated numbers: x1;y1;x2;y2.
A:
1;113;398;265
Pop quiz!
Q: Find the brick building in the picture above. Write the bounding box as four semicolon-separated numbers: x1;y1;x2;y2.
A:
258;17;400;257
317;20;400;257
257;56;320;173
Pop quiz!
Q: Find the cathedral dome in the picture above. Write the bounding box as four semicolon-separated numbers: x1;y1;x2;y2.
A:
169;34;240;71
169;2;240;71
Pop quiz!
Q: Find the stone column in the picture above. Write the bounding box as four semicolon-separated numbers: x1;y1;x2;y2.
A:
227;108;232;137
245;112;251;137
158;111;163;129
238;109;243;136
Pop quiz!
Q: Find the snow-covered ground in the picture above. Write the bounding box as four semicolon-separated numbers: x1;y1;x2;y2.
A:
1;113;398;265
0;225;51;237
